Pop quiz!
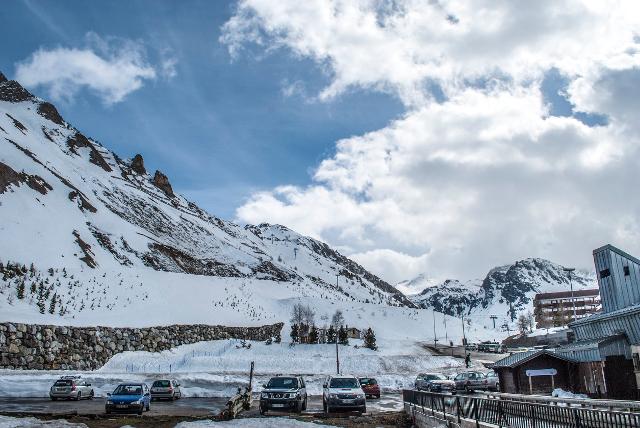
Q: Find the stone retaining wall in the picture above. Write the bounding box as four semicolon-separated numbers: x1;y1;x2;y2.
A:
0;322;283;370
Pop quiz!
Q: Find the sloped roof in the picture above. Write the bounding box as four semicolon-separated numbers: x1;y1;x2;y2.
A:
492;350;576;369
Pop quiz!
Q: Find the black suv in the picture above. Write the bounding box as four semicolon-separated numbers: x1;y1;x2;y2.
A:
259;376;307;415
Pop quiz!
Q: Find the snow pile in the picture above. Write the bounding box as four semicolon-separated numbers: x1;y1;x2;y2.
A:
552;388;589;400
177;419;335;427
0;416;88;427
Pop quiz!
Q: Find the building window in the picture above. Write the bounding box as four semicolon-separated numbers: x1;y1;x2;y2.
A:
600;268;611;278
624;266;631;276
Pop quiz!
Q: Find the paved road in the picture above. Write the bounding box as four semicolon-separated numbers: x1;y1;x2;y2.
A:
0;397;226;416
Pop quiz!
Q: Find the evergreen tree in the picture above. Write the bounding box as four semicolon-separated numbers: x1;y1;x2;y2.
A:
290;323;299;343
30;281;37;295
326;325;337;343
363;327;377;350
37;282;46;314
16;279;25;300
309;325;319;344
48;293;57;314
338;326;349;345
274;330;281;343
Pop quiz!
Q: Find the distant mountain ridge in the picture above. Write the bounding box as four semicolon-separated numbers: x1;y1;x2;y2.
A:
406;258;596;326
0;71;413;323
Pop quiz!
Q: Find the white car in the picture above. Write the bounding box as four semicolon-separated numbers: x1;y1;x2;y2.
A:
49;376;94;400
322;375;366;414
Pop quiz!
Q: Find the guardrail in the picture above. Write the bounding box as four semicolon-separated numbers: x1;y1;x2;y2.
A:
480;391;640;412
403;389;640;428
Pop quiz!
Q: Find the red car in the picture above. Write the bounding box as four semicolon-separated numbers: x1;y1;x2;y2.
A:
358;377;380;399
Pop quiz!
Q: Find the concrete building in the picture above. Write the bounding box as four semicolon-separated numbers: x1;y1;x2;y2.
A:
557;244;640;399
533;289;600;328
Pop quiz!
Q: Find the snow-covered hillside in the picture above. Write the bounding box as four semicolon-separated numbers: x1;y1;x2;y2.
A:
0;71;417;332
407;258;597;331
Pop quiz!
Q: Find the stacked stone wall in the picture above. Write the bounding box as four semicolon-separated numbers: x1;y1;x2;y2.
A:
0;322;283;370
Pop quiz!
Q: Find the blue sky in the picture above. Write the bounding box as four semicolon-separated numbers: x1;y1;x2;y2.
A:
3;0;639;283
0;0;403;218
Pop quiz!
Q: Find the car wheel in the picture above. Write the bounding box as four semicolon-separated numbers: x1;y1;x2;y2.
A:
76;391;82;401
360;405;366;414
146;403;150;412
376;394;380;399
89;390;94;400
50;397;57;401
495;383;500;391
105;408;111;415
302;397;307;411
138;408;143;415
296;400;303;414
323;400;327;413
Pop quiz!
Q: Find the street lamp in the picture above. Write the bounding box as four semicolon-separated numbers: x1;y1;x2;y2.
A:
563;267;577;321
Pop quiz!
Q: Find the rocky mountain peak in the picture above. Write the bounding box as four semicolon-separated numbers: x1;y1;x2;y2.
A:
152;170;174;197
0;71;6;83
131;154;146;175
0;76;34;103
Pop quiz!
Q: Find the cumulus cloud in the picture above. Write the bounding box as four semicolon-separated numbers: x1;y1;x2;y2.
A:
15;33;176;105
224;0;640;282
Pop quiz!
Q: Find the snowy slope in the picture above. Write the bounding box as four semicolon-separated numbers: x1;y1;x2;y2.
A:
407;258;597;331
0;71;415;331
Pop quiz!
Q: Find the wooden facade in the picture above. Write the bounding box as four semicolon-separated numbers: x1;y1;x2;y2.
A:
493;351;577;395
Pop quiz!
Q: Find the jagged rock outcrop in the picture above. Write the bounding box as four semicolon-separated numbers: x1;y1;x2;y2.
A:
37;102;65;126
0;322;283;370
131;154;146;175
0;161;52;195
153;170;174;197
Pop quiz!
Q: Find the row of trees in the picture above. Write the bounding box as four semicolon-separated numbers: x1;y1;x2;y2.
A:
288;304;377;350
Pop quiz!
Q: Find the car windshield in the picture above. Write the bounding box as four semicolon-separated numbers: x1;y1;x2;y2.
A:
359;378;377;385
425;374;447;381
267;377;298;389
54;380;72;386
113;385;143;395
152;380;171;387
330;378;359;388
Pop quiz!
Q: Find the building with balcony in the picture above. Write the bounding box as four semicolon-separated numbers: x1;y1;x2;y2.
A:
533;289;600;328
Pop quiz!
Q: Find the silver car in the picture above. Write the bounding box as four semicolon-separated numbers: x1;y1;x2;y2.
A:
415;373;455;393
485;371;500;391
150;379;182;400
49;376;94;400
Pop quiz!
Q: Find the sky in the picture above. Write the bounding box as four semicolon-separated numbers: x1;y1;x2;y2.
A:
2;0;640;287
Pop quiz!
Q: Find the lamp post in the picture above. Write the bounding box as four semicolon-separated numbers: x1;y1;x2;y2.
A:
564;267;577;320
335;335;340;374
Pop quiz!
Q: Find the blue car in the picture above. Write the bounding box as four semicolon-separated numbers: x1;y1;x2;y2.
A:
105;383;151;415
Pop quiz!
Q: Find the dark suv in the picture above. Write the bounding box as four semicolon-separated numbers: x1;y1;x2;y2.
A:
259;376;307;414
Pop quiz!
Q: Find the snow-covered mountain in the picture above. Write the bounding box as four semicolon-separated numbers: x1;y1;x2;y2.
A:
407;258;597;330
395;273;440;295
0;71;414;327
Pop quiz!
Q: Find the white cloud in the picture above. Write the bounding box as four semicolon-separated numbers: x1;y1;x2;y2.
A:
15;33;175;105
224;1;640;283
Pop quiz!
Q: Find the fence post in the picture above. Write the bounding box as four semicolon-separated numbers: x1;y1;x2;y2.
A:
431;394;435;416
442;395;446;421
456;395;461;424
530;403;536;428
573;408;581;428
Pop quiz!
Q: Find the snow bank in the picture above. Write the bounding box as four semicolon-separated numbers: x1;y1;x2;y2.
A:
552;388;589;400
177;419;335;427
0;416;88;427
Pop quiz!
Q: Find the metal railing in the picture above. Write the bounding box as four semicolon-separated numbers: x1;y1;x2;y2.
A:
403;389;640;428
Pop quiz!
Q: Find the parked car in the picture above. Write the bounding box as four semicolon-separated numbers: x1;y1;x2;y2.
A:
484;371;500;391
259;376;307;415
453;371;487;392
105;383;151;415
465;344;479;352
49;376;94;401
150;379;182;400
415;373;455;393
323;375;366;414
358;377;380;398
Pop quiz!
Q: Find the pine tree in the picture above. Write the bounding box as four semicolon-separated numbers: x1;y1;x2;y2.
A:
326;325;336;343
363;327;377;350
290;323;299;343
309;325;319;344
338;326;349;345
16;279;25;300
37;281;46;314
48;293;57;314
274;329;281;343
30;281;37;295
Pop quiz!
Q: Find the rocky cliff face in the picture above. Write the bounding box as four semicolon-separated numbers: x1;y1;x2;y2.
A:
0;72;412;325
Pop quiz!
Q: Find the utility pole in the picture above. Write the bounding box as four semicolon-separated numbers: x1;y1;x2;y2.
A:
433;310;439;347
335;336;340;374
564;267;577;321
461;314;467;347
336;273;339;288
294;248;298;259
443;313;448;343
490;315;498;329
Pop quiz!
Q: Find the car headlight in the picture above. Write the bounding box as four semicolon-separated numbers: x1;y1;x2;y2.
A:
261;393;269;399
358;393;366;399
106;400;113;405
329;393;337;398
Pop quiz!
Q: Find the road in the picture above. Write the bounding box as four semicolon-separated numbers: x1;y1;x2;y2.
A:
0;397;227;416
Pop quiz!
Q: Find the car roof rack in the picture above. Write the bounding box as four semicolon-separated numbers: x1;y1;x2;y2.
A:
59;375;82;380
